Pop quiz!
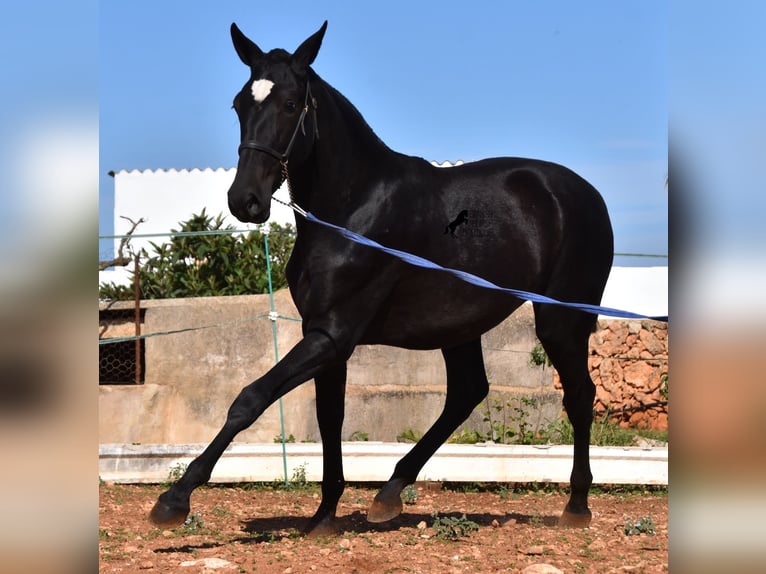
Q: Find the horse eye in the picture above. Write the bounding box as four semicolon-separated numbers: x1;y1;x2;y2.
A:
285;100;297;112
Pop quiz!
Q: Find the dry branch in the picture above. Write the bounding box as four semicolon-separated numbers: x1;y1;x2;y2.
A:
99;216;145;271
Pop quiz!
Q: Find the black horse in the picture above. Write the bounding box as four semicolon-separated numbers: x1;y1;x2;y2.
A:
150;21;614;535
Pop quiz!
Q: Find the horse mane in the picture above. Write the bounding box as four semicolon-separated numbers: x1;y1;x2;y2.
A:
310;69;395;159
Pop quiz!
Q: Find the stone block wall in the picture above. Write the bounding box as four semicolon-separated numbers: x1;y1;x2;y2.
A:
553;320;668;430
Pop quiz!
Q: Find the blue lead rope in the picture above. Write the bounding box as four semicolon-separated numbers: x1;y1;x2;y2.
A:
295;208;667;322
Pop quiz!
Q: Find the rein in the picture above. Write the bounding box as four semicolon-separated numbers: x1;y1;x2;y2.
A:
237;81;318;176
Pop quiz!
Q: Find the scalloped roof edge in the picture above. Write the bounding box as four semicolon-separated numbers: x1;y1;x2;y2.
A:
108;160;469;177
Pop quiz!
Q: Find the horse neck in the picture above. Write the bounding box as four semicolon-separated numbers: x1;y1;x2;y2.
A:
289;76;396;221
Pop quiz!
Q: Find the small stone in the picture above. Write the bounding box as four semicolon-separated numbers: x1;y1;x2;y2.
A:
282;568;293;574
138;562;154;570
319;548;331;556
524;545;546;555
180;558;233;569
416;520;427;530
521;564;564;574
339;538;351;549
503;518;517;527
162;530;174;537
491;519;500;528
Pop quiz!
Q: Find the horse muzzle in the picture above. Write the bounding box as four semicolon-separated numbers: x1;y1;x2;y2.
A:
227;185;271;224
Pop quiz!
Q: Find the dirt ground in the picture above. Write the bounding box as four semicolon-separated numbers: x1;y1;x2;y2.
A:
99;483;667;573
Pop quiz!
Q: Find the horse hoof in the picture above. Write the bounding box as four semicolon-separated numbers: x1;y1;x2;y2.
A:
367;496;403;523
558;508;592;528
149;497;189;528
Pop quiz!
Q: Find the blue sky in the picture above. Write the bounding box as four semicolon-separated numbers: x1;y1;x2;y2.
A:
100;1;667;265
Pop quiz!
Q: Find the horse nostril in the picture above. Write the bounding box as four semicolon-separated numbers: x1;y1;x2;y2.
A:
246;195;259;217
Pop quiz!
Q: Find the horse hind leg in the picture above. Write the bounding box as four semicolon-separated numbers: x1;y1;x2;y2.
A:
534;303;597;528
367;338;489;523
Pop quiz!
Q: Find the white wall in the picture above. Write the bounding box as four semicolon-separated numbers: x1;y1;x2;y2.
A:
100;167;668;318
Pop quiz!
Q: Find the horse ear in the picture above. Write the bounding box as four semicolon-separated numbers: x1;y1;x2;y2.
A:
230;23;264;67
291;21;327;73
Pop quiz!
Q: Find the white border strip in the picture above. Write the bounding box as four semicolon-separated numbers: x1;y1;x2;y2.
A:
99;442;667;485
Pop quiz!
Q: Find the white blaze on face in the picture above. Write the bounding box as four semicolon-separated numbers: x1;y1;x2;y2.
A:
250;78;275;103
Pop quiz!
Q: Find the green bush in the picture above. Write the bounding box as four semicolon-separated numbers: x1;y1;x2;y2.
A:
431;513;479;540
99;210;295;300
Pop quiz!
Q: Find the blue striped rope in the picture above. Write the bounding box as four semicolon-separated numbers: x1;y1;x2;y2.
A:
299;210;668;322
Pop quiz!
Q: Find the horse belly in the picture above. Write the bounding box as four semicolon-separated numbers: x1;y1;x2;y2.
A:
359;274;524;350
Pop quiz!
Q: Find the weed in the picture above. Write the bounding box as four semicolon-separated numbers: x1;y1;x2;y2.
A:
273;433;296;443
530;343;552;367
402;484;418;505
348;430;369;441
211;506;232;518
624;515;656;536
288;463;308;487
396;428;423;443
431;512;480;540
181;512;205;534
659;372;668;400
447;427;485;444
165;462;188;486
482;395;546;444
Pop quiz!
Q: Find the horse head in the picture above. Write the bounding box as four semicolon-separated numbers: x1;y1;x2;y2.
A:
227;22;327;223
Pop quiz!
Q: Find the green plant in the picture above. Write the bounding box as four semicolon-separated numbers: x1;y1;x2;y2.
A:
396;428;423;443
181;512;205;533
99;210;296;300
273;433;296;443
482;395;544;445
289;463;308;487
166;462;188;485
447;427;485;444
431;513;480;540
590;414;638;446
530;343;552;367
539;413;667;447
624;515;656;536
348;430;369;441
659;372;668;400
402;484;418;505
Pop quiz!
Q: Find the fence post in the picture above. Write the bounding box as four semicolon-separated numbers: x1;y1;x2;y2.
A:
263;229;289;486
134;253;142;385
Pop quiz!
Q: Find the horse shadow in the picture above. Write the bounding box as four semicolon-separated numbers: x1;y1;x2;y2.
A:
152;510;559;553
236;509;559;543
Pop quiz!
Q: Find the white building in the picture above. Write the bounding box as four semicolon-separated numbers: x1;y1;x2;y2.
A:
100;164;667;319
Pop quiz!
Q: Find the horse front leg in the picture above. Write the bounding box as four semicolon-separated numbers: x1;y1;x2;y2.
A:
303;362;347;536
148;329;338;528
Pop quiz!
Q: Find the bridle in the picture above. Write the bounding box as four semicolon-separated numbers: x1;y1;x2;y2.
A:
237;80;318;189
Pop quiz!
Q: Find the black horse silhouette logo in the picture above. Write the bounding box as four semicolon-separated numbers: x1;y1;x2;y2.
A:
444;210;469;236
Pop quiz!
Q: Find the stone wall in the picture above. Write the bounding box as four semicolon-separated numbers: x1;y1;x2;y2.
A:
553;320;668;430
99;294;560;445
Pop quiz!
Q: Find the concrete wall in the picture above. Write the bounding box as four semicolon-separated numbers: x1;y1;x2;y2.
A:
99;292;557;445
